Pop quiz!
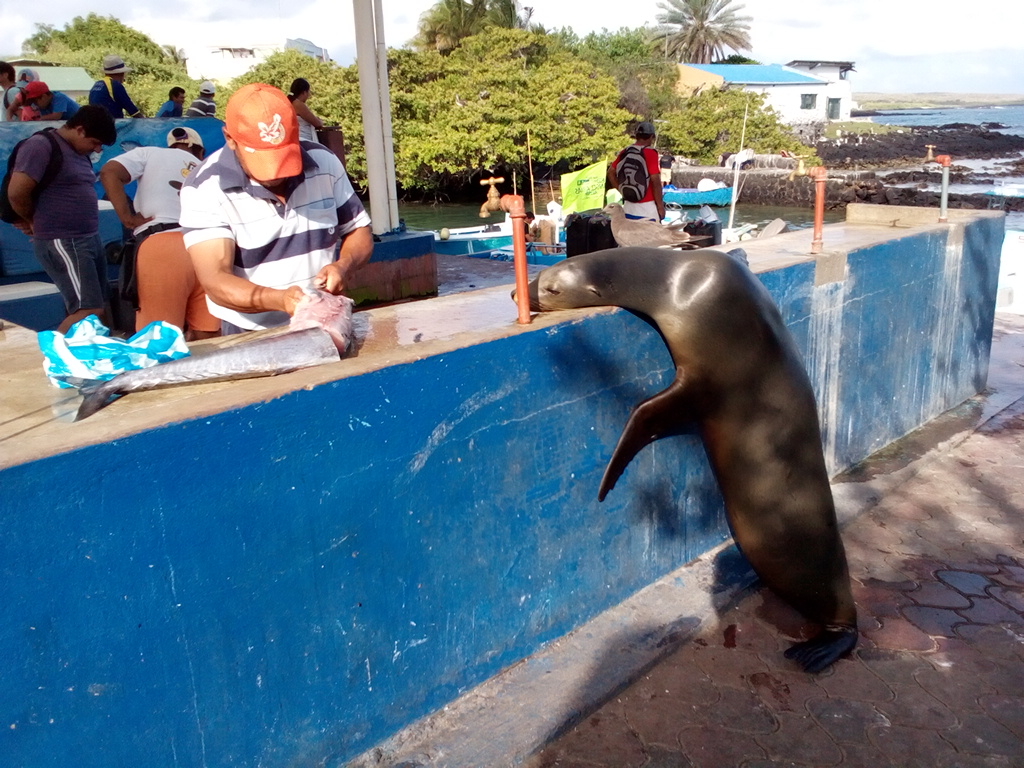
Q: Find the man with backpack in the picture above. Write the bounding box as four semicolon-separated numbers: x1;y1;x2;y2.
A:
608;121;665;223
4;106;118;333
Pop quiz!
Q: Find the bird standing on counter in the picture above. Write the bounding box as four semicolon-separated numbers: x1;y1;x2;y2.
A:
604;203;691;249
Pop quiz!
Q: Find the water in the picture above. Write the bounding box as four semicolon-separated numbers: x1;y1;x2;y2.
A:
870;105;1024;136
398;202;843;233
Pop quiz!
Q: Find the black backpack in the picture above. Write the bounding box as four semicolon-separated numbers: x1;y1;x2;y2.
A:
615;145;650;203
0;128;64;224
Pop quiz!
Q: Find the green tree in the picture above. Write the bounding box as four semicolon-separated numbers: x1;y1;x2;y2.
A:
556;27;680;119
389;29;633;194
486;0;535;29
414;0;489;53
651;0;752;64
226;49;365;177
657;88;813;163
21;14;200;116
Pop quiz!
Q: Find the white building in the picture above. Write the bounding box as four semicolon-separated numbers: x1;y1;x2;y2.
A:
185;38;330;84
679;62;855;126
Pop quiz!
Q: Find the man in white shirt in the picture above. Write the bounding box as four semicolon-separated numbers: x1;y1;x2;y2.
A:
179;83;373;334
100;127;220;339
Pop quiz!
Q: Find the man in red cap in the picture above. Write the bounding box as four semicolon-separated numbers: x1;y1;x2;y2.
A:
179;82;373;334
19;81;80;121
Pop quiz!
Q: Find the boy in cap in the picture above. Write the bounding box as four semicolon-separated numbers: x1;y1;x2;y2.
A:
100;126;219;339
20;81;80;121
608;121;665;222
185;81;217;118
179;82;373;333
89;55;144;118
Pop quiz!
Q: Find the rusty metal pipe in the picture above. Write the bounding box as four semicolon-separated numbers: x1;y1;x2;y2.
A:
809;166;827;255
936;154;951;223
501;194;532;324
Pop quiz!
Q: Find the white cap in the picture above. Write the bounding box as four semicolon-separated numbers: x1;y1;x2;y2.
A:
199;80;216;95
167;126;204;149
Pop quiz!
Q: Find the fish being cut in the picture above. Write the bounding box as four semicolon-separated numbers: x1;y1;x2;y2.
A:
74;290;355;421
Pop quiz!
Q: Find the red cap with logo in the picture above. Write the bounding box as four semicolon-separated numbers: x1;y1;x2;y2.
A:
24;81;50;100
225;83;301;182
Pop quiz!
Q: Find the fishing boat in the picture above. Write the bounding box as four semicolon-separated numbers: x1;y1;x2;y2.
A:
663;185;735;207
431;219;514;257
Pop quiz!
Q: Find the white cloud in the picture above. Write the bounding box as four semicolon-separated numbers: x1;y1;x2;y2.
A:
2;0;1022;94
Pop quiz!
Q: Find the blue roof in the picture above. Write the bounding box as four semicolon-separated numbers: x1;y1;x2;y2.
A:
686;64;824;85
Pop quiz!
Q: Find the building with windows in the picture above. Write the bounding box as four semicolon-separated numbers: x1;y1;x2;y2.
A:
185;38;330;83
676;61;854;126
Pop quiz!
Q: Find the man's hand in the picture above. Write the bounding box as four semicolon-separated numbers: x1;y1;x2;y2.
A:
124;212;154;231
313;261;349;294
13;219;33;236
283;285;306;315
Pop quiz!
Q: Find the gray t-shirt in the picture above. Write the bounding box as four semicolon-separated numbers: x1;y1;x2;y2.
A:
13;130;99;239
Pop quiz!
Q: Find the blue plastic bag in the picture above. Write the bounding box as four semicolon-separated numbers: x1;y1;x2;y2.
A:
38;315;191;389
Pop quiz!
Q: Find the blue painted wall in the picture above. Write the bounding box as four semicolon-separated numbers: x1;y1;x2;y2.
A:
0;217;1001;765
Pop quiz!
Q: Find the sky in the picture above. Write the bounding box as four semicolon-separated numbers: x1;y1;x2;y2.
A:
2;0;1023;95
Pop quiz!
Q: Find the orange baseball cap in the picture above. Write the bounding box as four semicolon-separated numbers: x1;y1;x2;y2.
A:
225;83;301;182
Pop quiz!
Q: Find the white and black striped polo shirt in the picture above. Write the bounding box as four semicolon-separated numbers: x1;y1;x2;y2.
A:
180;142;371;330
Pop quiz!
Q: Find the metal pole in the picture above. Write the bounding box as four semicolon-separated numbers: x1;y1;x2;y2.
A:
937;154;951;223
371;0;400;231
501;194;532;324
353;0;391;236
810;166;827;255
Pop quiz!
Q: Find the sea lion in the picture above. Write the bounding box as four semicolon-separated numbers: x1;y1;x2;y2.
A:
520;246;858;673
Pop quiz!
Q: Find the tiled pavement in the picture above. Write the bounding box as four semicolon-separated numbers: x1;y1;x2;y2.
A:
528;318;1024;768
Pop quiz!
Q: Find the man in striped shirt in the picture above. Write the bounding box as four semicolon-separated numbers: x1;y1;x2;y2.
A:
179;83;373;333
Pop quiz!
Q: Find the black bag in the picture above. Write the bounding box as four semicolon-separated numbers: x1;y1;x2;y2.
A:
615;145;649;203
117;222;181;310
564;211;617;257
0;128;64;224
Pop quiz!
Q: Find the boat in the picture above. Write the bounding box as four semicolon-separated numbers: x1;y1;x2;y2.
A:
431;219;514;257
987;181;1024;198
662;185;735;207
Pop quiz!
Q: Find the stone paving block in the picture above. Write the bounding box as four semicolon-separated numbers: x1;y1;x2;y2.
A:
702;685;778;734
929;638;1002;675
851;578;913;619
901;604;964;637
862;616;936;652
814;657;896;703
754;711;843;766
979;695;1024;740
689;644;771;689
957;560;1004;575
868;722;961;765
722;615;790;655
988;586;1024;614
956;596;1024;626
677;724;766;768
908;581;973;609
874;682;959;730
937;570;995;596
934;753;1014;768
806;696;889;744
954;624;1024;662
628;656;722;708
538;700;648;768
854;647;931;685
623;696;706;749
977;657;1024;698
833;742;907;768
745;671;821;715
914;665;997;715
639;744;694;768
942;713;1024;757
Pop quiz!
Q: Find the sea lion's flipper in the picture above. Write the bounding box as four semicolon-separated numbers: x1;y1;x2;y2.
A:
784;627;858;673
598;378;697;501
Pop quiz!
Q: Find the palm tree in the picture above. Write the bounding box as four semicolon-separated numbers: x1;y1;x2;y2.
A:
652;0;753;64
414;0;489;53
486;0;534;29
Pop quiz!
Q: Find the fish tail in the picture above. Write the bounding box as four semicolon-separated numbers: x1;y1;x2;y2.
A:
75;381;118;421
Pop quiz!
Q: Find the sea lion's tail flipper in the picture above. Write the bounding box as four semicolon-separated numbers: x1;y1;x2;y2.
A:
598;379;697;501
784;626;858;673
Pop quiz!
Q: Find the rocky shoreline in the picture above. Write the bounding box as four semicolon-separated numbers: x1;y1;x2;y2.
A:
672;123;1024;213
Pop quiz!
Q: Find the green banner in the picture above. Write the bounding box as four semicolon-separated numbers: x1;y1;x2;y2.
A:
560;161;607;215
